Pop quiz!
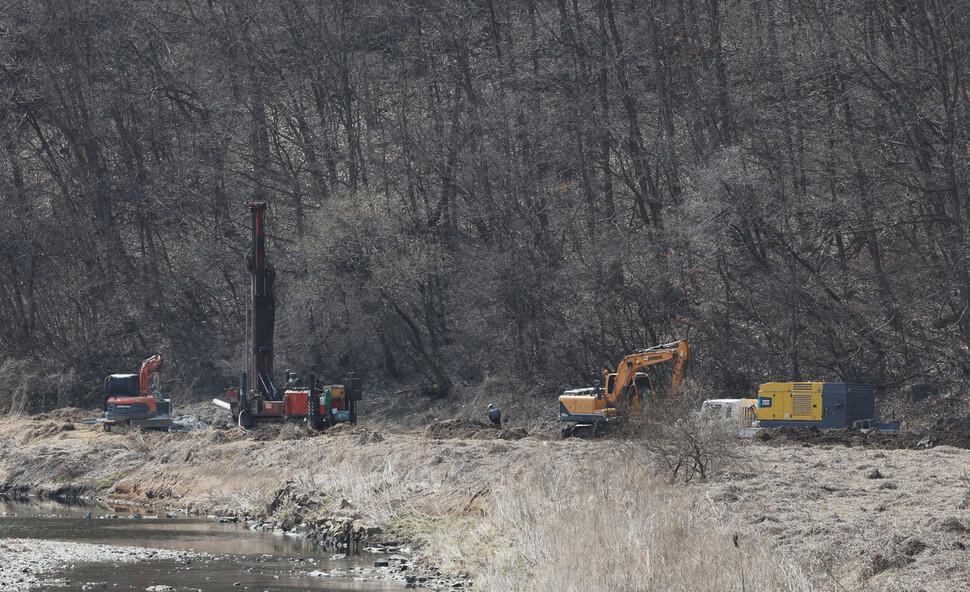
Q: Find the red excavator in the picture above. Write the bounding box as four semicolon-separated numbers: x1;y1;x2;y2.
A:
219;202;362;429
103;354;173;431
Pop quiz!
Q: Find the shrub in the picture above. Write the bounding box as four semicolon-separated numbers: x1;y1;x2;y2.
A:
0;358;85;415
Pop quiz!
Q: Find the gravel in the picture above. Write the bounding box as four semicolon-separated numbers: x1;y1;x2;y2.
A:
0;539;204;591
169;414;210;432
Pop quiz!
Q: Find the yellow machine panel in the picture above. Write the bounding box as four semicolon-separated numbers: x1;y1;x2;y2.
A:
559;392;614;417
326;385;346;400
756;382;823;421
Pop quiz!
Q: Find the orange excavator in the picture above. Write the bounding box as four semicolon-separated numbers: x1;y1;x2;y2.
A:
103;354;173;431
558;340;690;438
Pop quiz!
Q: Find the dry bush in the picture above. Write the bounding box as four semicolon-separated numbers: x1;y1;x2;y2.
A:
277;422;312;441
124;429;154;458
635;401;745;483
0;358;84;415
862;535;926;579
471;446;813;592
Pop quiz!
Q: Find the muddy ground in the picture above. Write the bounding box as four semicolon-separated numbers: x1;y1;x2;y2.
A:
756;420;970;450
422;418;531;440
1;408;970;590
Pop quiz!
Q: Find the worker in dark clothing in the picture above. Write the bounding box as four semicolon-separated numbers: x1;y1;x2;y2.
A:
488;403;501;428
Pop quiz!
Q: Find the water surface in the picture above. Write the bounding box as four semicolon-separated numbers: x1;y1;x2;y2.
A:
0;498;417;591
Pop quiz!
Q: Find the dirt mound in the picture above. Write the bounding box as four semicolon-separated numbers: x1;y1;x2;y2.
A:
325;423;358;436
205;428;248;445
754;426;922;449
922;417;970;448
247;423;284;441
754;423;970;450
424;419;528;440
19;421;77;443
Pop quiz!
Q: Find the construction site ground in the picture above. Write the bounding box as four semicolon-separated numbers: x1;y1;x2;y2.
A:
1;404;969;591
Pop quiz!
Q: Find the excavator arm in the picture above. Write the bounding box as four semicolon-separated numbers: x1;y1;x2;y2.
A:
609;340;690;412
138;354;164;399
558;339;690;437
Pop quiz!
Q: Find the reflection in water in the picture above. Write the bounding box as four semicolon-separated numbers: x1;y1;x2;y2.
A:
0;497;414;592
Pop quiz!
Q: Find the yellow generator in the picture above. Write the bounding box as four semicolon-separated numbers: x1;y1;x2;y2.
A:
756;382;875;428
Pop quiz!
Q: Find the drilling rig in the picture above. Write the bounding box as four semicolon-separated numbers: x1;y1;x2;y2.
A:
220;202;362;429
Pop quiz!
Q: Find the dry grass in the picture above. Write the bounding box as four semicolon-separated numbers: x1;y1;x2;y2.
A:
0;359;84;415
637;412;745;483
436;444;812;592
2;415;970;590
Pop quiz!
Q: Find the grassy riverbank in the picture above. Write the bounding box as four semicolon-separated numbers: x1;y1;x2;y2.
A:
1;410;969;590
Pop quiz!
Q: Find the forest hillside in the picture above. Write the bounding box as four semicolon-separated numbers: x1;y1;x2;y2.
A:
1;0;967;416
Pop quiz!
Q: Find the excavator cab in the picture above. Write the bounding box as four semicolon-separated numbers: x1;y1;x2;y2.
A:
632;373;655;414
104;374;147;418
604;372;655;413
103;355;172;430
559;340;689;438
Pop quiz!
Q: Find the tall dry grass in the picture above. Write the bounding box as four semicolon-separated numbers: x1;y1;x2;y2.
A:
0;416;815;589
0;358;84;414
462;445;814;592
210;434;814;590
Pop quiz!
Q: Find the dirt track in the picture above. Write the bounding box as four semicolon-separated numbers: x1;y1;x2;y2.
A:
1;411;970;590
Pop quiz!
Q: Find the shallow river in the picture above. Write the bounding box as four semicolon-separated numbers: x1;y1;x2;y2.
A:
0;498;420;591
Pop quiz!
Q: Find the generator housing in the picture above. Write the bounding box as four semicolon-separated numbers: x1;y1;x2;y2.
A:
756;382;875;428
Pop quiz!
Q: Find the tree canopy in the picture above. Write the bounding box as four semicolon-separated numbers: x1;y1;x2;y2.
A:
1;0;967;410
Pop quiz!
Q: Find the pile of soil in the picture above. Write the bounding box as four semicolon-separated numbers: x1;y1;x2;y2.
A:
754;425;970;449
923;416;970;449
423;418;528;440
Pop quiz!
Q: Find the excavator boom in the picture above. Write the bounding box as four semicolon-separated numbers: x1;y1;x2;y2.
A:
610;340;690;412
559;339;690;437
138;354;163;398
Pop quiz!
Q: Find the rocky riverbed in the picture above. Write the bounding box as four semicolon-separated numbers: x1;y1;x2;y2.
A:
0;538;204;591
